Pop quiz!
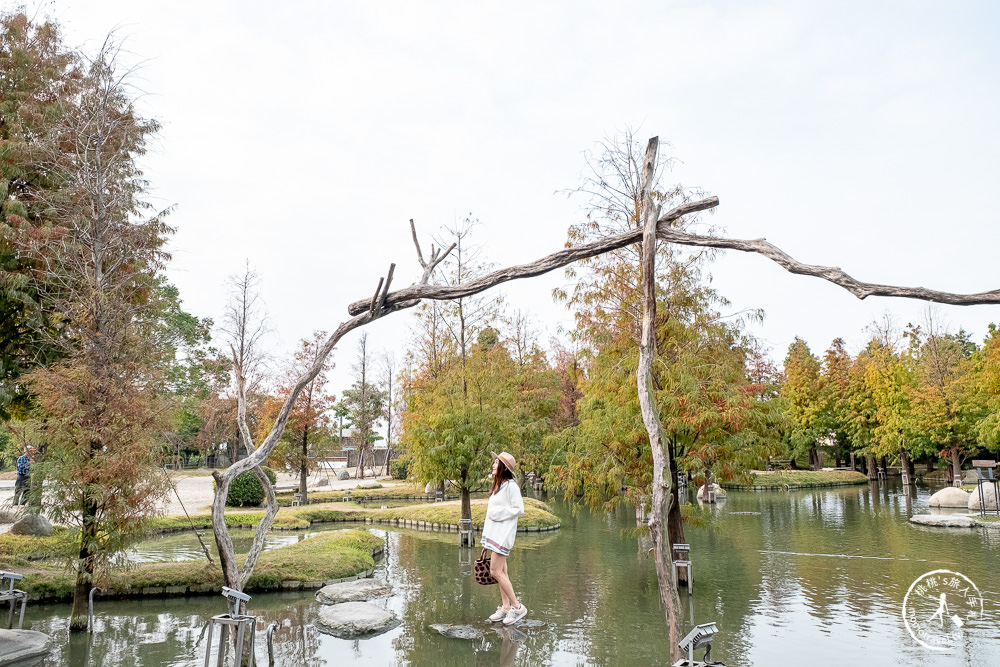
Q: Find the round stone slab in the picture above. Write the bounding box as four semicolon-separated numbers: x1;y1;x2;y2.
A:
430;624;483;640
316;578;392;604
314;602;400;638
910;514;977;528
0;629;51;665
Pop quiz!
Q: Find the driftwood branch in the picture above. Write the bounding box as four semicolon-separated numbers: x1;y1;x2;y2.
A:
348;198;720;316
372;263;395;314
656;229;1000;305
635;137;681;661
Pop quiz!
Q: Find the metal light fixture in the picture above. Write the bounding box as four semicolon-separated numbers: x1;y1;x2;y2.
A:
674;621;723;666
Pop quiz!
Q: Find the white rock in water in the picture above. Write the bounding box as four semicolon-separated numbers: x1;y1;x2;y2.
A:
0;629;51;663
314;602;399;638
316;578;392;604
430;624;483;640
697;483;726;501
968;484;998;511
928;486;971;508
910;514;977;528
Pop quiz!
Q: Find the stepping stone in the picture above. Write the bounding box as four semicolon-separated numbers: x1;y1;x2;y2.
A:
0;629;51;666
316;578;392;604
910;514;977;528
430;624;483;640
314;602;399;638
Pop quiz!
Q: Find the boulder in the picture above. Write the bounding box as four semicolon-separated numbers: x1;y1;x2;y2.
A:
357;481;380;489
314;602;399;638
968;484;998;511
316;578;392;604
928;487;970;508
9;513;53;537
0;629;51;665
430;624;483;640
697;483;726;502
337;470;350;480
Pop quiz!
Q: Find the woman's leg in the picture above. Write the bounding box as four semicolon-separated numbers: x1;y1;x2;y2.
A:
490;553;519;609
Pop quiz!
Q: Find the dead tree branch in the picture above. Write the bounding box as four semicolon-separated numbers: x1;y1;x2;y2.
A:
656;229;1000;305
636;137;681;661
348;199;720;316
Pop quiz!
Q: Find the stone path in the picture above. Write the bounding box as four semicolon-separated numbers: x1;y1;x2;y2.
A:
909;513;1000;528
316;578;392;604
314;601;400;638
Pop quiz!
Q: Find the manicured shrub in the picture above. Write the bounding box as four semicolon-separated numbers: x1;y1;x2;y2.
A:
221;467;277;507
390;459;409;480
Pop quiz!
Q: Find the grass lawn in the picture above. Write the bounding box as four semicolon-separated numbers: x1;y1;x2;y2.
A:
274;482;434;505
726;469;870;489
2;529;383;602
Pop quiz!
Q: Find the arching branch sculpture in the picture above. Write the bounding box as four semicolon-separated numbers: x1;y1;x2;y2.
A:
212;142;1000;635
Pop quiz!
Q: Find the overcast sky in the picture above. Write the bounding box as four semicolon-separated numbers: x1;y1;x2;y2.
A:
33;0;1000;392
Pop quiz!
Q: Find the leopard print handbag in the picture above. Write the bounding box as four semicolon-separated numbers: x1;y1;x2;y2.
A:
473;548;498;585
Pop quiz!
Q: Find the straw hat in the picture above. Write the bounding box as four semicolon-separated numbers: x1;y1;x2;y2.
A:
491;451;517;472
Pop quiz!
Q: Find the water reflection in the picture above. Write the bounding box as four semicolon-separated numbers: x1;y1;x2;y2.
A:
17;480;1000;665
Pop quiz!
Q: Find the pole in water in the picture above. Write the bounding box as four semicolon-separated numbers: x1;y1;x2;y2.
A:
88;587;102;632
266;622;278;666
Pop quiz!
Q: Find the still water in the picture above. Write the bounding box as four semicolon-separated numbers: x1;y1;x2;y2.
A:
20;481;1000;665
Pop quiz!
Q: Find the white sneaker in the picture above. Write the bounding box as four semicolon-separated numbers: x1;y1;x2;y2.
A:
488;606;508;622
502;604;527;625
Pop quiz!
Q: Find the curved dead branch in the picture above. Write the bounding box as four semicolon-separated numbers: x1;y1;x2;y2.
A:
347;198;721;316
656;229;1000;305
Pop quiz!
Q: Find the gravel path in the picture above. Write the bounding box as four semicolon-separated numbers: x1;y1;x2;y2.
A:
0;468;399;522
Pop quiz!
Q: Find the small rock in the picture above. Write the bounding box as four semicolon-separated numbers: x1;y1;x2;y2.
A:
316;478;330;487
968;484;998;511
910;514;977;528
0;628;51;664
9;513;53;537
928;487;971;508
314;602;399;638
337;470;350;481
357;481;380;489
430;624;483;640
316;578;392;604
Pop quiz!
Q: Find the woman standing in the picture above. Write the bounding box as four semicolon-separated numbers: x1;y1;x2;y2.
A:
482;451;527;625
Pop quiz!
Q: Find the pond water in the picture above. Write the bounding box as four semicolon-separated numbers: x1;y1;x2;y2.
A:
18;480;1000;665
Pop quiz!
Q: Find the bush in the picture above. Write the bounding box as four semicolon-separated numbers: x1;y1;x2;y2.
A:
222;467;277;507
390;459;409;480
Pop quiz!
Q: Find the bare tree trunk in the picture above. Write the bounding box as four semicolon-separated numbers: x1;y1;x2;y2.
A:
300;423;309;503
635;137;681;662
866;455;877;480
951;447;962;486
900;449;914;485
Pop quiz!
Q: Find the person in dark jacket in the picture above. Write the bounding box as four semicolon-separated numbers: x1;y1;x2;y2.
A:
13;446;34;506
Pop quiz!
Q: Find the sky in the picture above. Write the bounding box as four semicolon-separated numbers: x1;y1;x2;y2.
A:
24;0;1000;393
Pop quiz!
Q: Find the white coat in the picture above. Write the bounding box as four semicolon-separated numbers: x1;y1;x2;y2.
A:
480;479;525;556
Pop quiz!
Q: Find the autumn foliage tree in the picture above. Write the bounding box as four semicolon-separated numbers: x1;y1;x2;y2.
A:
259;330;336;501
5;31;174;630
